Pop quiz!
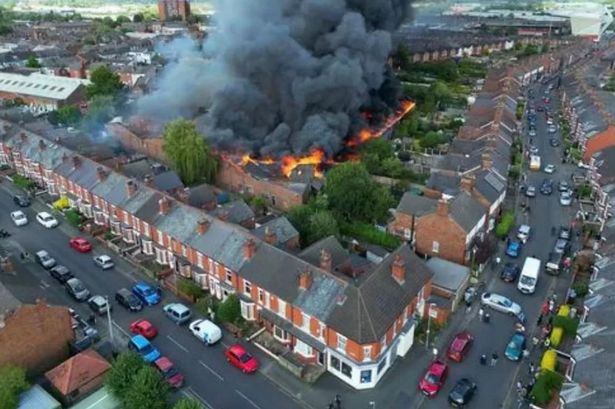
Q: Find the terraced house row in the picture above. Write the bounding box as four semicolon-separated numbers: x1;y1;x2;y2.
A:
0;120;434;390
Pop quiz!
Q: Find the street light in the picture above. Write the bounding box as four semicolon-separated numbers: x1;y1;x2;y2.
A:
105;295;114;345
425;303;437;350
369;402;376;409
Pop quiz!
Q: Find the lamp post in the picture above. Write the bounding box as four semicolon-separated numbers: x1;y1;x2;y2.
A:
425;303;437;350
105;295;114;345
369;402;376;409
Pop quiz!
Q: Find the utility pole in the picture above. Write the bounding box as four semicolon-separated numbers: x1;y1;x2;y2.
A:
425;303;436;350
105;295;114;345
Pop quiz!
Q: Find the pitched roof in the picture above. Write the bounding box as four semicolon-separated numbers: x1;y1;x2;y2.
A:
0;72;88;101
449;191;486;232
253;216;299;245
474;168;507;204
299;236;350;269
427;171;461;196
187;183;216;207
395;193;438;217
211;200;254;225
426;257;471;292
45;349;110;396
152;170;184;192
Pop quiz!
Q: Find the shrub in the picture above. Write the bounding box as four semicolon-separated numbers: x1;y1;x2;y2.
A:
0;366;29;409
552;315;579;337
12;175;35;191
217;294;241;324
495;211;515;238
340;222;401;250
64;209;84;227
557;305;570;317
550;327;563;348
177;277;205;299
571;281;589;297
540;349;557;371
530;369;564;405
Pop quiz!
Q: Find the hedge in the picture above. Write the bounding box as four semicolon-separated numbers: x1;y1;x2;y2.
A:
177;277;205;299
552;315;579;337
550;327;563;348
495;211;515;238
340;222;401;250
530;369;564;405
12;175;35;191
540;349;557;371
64;209;83;227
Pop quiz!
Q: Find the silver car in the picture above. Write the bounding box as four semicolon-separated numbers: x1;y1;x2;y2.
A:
481;292;522;316
35;250;56;269
163;303;192;325
65;278;90;301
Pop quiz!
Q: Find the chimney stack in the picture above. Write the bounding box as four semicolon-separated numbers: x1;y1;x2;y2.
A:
244;238;256;259
38;139;46;150
158;197;170;215
436;198;449;217
62;153;68;163
298;270;313;290
72;156;81;169
96;166;107;182
481;153;493;169
217;208;229;221
264;226;277;245
391;254;406;284
196;219;210;235
126;180;137;198
319;249;332;272
144;174;154;187
20;132;27;142
460;176;475;193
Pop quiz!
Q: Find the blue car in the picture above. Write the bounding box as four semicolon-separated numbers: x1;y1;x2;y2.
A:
506;241;522;258
132;282;161;306
128;335;161;363
505;332;527;361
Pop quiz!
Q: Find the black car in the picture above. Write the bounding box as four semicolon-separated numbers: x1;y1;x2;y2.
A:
550;138;561;147
448;378;477;407
115;288;144;312
559;226;572;241
554;238;571;255
49;265;74;283
540;179;554;195
13;194;30;207
500;263;521;283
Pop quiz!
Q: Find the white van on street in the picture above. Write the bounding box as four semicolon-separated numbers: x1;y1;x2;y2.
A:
189;319;222;345
518;257;541;294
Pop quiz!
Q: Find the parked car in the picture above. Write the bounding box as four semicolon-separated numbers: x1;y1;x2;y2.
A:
115;288;143;312
10;210;28;226
517;225;531;243
558;181;570;192
128;335;161;363
88;295;112;315
132;282;161;305
548;125;557;133
528;129;536;137
49;265;73;283
540;179;554;195
69;237;92;253
419;360;448;397
36;211;58;228
549;138;560;147
559;226;572;241
529;146;539;155
480;292;522;316
35;250;56;269
447;331;473;362
501;263;521;283
129;319;158;339
225;344;259;374
154;357;185;388
554;238;571;255
448;378;477;407
525;185;536;198
13;194;30;207
93;255;114;270
189;319;223;345
65;278;90;301
560;191;572;206
163;303;192;325
544;164;556;174
506;240;522;258
505;332;527;361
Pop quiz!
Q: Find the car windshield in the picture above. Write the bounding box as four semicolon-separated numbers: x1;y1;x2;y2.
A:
143;288;156;296
73;282;85;292
520;276;536;286
499;298;512;307
42;215;52;221
163;366;178;377
507;341;518;350
424;373;439;384
129;295;140;305
140;344;153;354
239;352;253;363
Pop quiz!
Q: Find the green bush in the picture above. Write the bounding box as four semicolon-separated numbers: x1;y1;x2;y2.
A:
552;315;580;336
0;366;29;409
217;294;241;324
12;175;35;191
571;281;589;297
508;165;521;180
495;211;515;238
340;222;401;250
177;277;205;299
64;209;83;227
530;370;564;405
576;184;592;199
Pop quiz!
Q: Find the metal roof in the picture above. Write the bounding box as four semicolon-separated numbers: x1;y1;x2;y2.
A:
0;72;88;101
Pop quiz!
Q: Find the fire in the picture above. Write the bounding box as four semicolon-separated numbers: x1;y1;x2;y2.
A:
347;100;415;147
241;154;275;166
281;149;328;178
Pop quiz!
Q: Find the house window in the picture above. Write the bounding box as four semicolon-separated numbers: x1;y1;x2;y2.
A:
157;231;164;246
337;334;347;352
330;355;341;372
363;346;372;361
243;280;252;296
341;362;352;378
432;241;440;253
258;289;264;303
360;369;373;384
111;219;121;235
142;239;153;255
94;210;105;226
240;299;255;321
318;322;326;340
294;339;313;357
225;269;233;285
123;211;130;225
194;273;208;290
81;203;92;219
273;326;289;342
197;253;204;269
403;228;411;240
277;299;287;318
181;245;187;258
155;247;167;265
377;356;388;374
122;227;134;243
143;223;150;238
301;312;310;331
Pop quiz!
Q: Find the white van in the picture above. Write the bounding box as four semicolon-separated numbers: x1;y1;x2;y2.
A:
189;319;222;345
530;155;541;171
518;257;541;294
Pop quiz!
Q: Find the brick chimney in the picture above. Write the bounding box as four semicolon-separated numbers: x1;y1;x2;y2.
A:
244;238;256;259
126;180;137;198
196;219;209;235
460;176;475;193
217;208;229;221
158;197;170;215
264;226;277;245
20;132;27;142
38;139;46;150
96;167;108;182
319;249;332;272
298;270;313;290
62;153;68;163
72;156;81;169
144;174;154;187
481;153;493;169
436;198;449;217
391;254;406;284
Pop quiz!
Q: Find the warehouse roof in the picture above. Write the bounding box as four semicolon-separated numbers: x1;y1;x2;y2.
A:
0;72;88;101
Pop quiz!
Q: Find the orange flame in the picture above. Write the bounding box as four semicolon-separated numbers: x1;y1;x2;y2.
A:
281;149;328;178
347;100;415;147
241;154;275;166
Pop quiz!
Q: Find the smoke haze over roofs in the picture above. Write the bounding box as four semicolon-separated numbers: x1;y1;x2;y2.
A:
137;0;412;157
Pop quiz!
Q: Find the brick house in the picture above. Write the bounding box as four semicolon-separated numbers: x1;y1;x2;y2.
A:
0;298;74;376
106;121;166;163
583;125;615;161
0;122;433;390
0;72;87;110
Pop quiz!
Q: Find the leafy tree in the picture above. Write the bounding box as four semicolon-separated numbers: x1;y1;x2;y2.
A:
121;366;168;409
48;105;81;126
217;294;241;324
420;131;448;149
162;119;218;185
173;398;203;409
24;55;41;69
248;195;267;216
86;65;124;99
105;351;145;399
0;366;29;409
288;204;315;246
186;14;201;25
133;13;144;22
307;210;339;245
115;15;130;24
392;43;410;70
324;162;393;223
430;81;452;108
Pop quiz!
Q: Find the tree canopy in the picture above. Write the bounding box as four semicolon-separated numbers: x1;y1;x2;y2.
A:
121;366;168;409
162;119;218;185
217;293;241;324
173;398;203;409
86;65;124;99
48;105;81;126
25;55;41;69
105;351;145;399
0;366;29;409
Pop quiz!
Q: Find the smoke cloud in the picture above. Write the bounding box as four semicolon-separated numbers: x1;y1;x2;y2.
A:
137;0;412;157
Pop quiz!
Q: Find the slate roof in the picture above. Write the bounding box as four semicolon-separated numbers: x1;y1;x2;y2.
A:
299;236;349;270
449;191;486;232
120;159;153;180
426;257;470;292
152;170;184;192
396;192;438;217
187;183;216;208
474;169;507;205
45;350;110;396
435;152;481;173
211;200;254;225
427;171;461;196
253;216;299;245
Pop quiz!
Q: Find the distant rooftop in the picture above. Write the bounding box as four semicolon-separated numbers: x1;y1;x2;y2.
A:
0;72;89;101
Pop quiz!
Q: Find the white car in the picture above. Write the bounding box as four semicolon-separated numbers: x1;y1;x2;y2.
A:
544;164;556;174
10;210;28;226
481;292;523;316
36;211;58;228
517;225;531;243
547;118;554;125
548;125;557;133
560;191;572;206
93;255;114;270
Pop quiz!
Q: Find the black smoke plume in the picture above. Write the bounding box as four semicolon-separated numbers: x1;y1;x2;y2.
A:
138;0;412;157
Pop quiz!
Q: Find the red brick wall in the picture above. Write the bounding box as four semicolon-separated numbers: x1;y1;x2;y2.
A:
0;304;74;376
388;212;414;240
583;125;615;161
415;213;468;265
106;123;166;163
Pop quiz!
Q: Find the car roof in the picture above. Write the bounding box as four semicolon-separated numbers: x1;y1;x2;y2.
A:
451;332;471;351
36;250;49;256
135;282;152;290
97;255;111;261
166;303;189;313
131;334;150;347
38;211;52;217
11;210;24;215
229;344;247;355
519;225;530;232
74;237;88;242
512;332;526;342
429;361;447;375
154;357;173;370
117;288;132;296
67;278;82;285
53;265;69;272
90;295;106;303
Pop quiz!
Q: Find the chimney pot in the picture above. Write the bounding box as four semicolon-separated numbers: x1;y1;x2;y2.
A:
38;139;46;150
158;197;170;215
461;176;475;192
319;249;332;272
391;254;406;284
96;166;107;182
217;208;229;221
244;238;256;259
264;226;277;245
72;156;81;169
126;180;137;197
298;270;313;290
196;219;209;235
481;153;493;169
20;132;27;142
436;198;449;217
144;174;154;187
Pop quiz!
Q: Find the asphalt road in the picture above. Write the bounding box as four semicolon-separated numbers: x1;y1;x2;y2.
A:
415;79;576;409
0;187;302;409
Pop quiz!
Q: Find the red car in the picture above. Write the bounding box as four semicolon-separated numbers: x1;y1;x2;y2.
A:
154;357;184;388
129;319;158;339
447;331;474;362
69;237;92;253
419;360;448;397
225;344;259;373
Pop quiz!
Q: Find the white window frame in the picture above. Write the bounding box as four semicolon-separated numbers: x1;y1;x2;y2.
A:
155;247;168;265
243;280;252;296
294;339;313;357
81;203;92;219
363;345;372;362
225;269;233;284
143;223;150;238
197;253;204;269
240;299;255;321
123;211;130;225
273;325;289;342
277;299;287;319
432;241;440;253
142;239;153;255
337;334;347;352
110;219;121;235
182;245;187;258
301;312;310;331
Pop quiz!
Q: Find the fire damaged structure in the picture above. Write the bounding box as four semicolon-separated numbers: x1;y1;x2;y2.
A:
0;121;435;390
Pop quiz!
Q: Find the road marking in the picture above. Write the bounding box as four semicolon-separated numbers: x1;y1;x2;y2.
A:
182;387;214;409
39;280;50;289
199;360;224;381
235;389;262;409
166;335;189;353
221;341;230;348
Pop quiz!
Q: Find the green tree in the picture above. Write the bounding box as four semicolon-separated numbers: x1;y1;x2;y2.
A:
173;398;203;409
325;162;393;223
133;13;144;22
288;204;314;246
392;43;410;70
307;210;339;244
0;366;29;409
217;293;241;323
49;105;81;126
105;351;145;399
83;95;116;127
115;15;130;24
430;81;452;108
121;366;168;409
24;55;41;69
420;131;447;149
86;65;124;99
162;119;218;185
